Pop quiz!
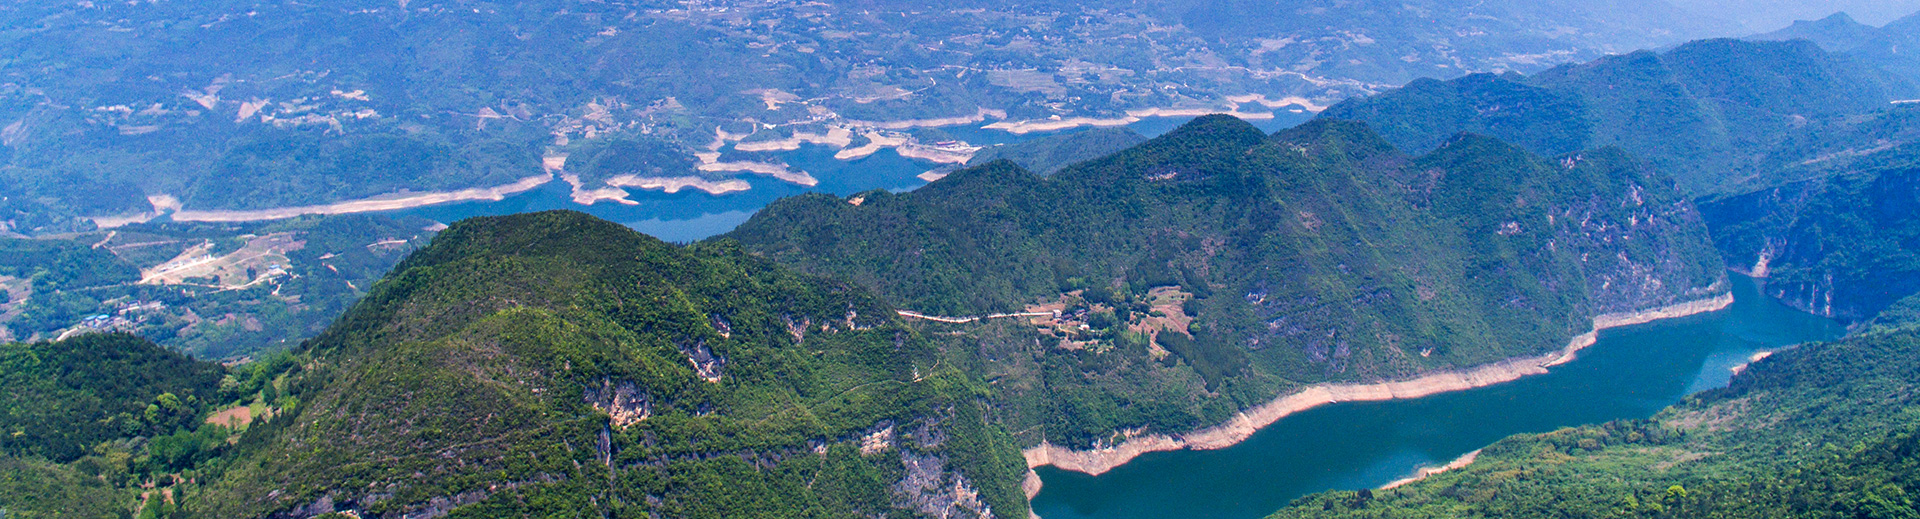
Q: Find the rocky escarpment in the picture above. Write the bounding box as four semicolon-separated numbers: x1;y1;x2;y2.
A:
1700;165;1920;322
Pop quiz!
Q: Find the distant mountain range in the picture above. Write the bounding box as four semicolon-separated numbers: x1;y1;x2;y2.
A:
0;0;1744;226
1320;38;1916;194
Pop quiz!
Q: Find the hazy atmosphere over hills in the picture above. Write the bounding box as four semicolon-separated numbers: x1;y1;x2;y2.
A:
4;2;1920;519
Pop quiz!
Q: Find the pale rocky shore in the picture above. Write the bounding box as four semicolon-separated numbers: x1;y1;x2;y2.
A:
1380;449;1482;490
95;174;557;226
1023;292;1737;477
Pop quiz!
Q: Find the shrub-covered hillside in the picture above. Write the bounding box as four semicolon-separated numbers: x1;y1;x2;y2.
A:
0;332;250;518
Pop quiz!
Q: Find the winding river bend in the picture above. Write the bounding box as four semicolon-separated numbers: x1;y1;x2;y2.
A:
1028;275;1842;519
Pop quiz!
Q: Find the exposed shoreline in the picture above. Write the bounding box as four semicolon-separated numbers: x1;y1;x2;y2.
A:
92;174;556;226
1380;449;1481;490
1022;292;1736;477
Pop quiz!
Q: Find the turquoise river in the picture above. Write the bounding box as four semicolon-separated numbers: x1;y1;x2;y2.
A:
1028;275;1843;519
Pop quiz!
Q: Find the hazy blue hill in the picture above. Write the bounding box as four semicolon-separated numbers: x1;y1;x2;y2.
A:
195;211;1027;518
1312;73;1591;158
1751;10;1920;89
1660;38;1903;118
1321;38;1912;193
1844;12;1920;89
723;115;1724;447
1750;12;1883;52
1271;325;1920;519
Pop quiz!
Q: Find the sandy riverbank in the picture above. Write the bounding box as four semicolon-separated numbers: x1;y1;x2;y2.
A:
1023;292;1736;476
1381;449;1481;490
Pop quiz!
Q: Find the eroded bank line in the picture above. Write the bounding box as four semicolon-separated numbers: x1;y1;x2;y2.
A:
1380;449;1482;490
92;174;557;227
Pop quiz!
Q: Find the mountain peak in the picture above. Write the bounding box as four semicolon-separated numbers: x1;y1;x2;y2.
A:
1156;113;1269;146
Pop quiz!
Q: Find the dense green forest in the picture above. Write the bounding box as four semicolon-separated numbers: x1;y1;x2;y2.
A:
0;333;223;462
722;115;1725;447
0;332;291;518
181;211;1027;518
1270;319;1920;519
1320;38;1917;194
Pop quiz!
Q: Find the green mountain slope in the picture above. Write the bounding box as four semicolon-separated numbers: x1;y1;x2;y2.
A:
0;333;222;462
1320;38;1915;193
720;115;1724;447
1753;10;1920;92
193;210;1027;518
0;332;237;519
1270;324;1920;519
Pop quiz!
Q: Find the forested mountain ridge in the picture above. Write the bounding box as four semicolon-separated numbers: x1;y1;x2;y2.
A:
1319;38;1917;194
1271;320;1920;519
721;115;1725;447
189;210;1028;518
963;127;1149;176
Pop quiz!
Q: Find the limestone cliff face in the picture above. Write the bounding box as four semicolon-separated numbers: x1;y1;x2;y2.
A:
1538;152;1728;315
1700;167;1920;322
